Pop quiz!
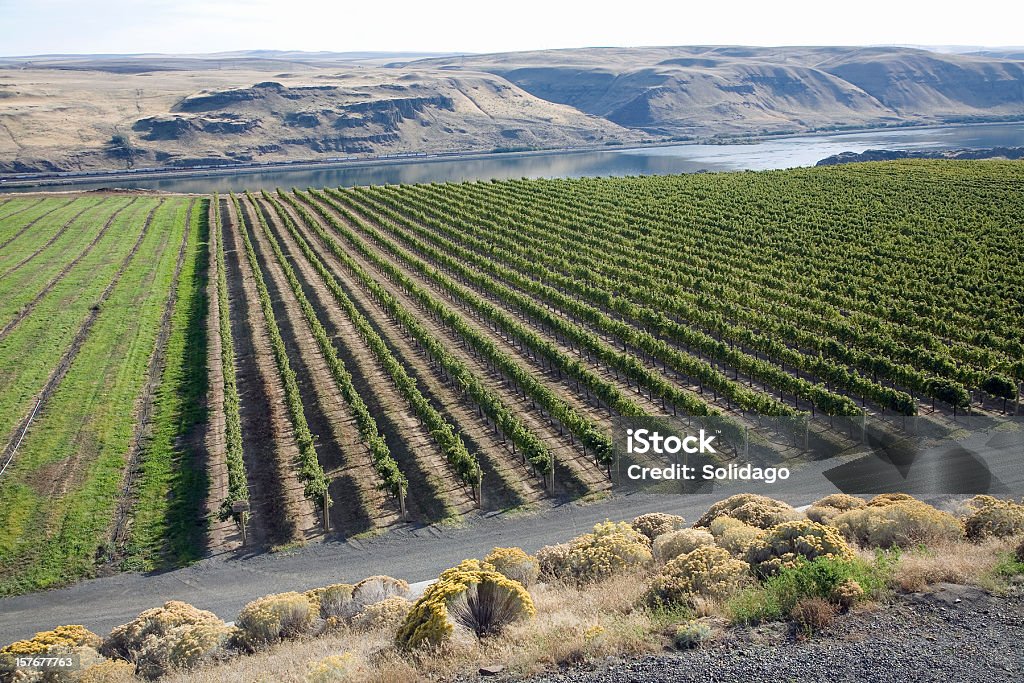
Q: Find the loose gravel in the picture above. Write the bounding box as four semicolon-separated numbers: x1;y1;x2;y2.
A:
519;584;1024;683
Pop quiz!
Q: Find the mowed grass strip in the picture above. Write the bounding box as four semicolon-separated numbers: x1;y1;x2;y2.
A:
0;198;190;595
0;196;103;274
0;198;157;443
0;197;77;251
0;197;133;322
122;200;209;571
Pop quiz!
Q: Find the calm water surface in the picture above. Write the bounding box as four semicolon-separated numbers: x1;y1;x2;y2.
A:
6;123;1024;194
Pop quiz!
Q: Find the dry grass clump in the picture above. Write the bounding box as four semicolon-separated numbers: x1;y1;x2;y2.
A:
653;528;715;564
695;493;804;529
832;499;963;548
806;494;867;524
884;537;1018;592
305;583;355;621
631;512;685;541
235;592;316;648
747;520;854;578
708;517;765;556
78;658;138;682
0;624;100;657
485;547;541;587
673;619;714;649
305;652;360;682
646;546;749;607
790;597;836;635
961;495;1024;540
396;559;535;649
553;521;652;584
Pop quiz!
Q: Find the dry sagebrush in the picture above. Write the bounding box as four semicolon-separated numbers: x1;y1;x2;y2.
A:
485;547;541;587
631;512;685;541
653;528;715;564
695;493;804;529
646;545;749;607
832;499;963;548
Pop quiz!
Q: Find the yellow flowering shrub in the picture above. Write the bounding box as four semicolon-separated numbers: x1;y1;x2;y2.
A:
485;547;541;587
351;596;413;632
101;601;221;661
866;493;917;507
563;521;653;584
1;624;100;657
631;513;685;541
806;494;867;524
962;495;1024;540
708;517;765;556
235;592;315;647
747;520;854;578
352;575;410;611
653;528;715;564
536;543;571;582
645;546;749;607
832;578;865;610
305;583;354;620
395;560;535;649
695;494;803;529
832;500;963;548
306;653;358;682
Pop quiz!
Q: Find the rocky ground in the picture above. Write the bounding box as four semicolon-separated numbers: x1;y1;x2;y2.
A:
515;584;1024;683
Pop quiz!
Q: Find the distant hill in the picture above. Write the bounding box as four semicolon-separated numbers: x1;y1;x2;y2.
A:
411;46;1024;136
1;46;1023;175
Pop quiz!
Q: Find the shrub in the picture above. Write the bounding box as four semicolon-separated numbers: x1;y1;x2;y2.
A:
79;659;137;683
134;622;233;679
807;494;867;524
236;592;315;647
790;597;836;635
351;596;413;632
747;520;854;578
832;500;963;548
654;528;715;564
673;619;714;649
1;624;100;657
306;653;358;682
396;561;534;649
1017;537;1024;564
866;493;917;507
695;493;803;529
832;578;865;610
536;543;571;581
709;517;764;556
563;521;653;584
306;583;355;620
352;575;410;611
631;512;685;541
962;495;1024;540
102;601;220;661
646;546;749;607
485;547;541;587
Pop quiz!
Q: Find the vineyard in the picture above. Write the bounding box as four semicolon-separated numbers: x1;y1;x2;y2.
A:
0;160;1021;594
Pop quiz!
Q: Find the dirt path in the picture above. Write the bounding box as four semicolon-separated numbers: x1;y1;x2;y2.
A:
0;197;76;252
110;200;196;554
204;201;238;553
260;196;471;523
244;194;399;534
0;198;139;343
276;195;549;512
221;198;317;548
299;192;608;497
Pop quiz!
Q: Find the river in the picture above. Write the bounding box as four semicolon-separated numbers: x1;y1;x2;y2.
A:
5;122;1024;194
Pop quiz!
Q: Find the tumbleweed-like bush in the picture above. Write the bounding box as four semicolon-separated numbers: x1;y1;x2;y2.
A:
790;596;836;634
134;622;233;679
305;583;355;621
806;494;867;524
536;542;572;582
563;521;653;584
695;493;804;529
351;596;413;632
962;495;1024;540
485;546;541;587
709;516;765;556
352;575;411;611
235;592;315;647
631;512;685;541
673;619;714;649
653;528;715;564
832;578;865;611
746;520;854;578
101;602;220;661
832;500;963;548
395;560;535;649
645;546;749;607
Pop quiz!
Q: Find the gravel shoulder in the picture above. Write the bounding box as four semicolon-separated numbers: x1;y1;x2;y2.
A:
520;585;1024;683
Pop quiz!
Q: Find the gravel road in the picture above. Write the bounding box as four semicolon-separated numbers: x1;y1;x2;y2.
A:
522;584;1024;683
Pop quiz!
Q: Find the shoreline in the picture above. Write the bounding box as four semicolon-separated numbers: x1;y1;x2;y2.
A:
3;119;1023;193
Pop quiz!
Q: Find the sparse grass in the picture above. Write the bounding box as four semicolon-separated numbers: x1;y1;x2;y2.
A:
889;537;1021;592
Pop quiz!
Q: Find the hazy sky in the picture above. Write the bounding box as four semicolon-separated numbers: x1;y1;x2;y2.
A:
1;0;1020;56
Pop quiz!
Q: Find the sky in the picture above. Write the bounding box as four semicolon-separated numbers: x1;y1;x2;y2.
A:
1;0;1020;57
